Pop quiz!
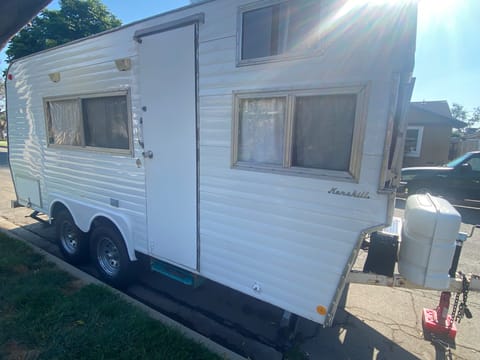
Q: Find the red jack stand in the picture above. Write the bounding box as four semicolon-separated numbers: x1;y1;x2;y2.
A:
422;292;457;341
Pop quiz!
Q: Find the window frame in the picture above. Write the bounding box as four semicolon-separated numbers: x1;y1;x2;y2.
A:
43;90;133;155
232;85;368;181
236;0;323;66
404;125;423;158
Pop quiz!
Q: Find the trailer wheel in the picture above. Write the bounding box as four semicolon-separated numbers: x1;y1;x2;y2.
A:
56;210;89;264
90;224;136;288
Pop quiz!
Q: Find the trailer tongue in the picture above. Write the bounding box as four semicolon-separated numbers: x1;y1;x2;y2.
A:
348;194;479;342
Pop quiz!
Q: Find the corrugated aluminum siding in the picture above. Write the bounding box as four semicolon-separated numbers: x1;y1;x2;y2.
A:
7;0;416;324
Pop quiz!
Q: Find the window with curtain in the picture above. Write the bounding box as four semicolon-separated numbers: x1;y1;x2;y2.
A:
238;97;286;165
233;87;366;180
45;92;131;153
47;99;82;146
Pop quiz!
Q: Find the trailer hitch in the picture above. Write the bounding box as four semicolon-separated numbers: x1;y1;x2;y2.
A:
422;226;479;342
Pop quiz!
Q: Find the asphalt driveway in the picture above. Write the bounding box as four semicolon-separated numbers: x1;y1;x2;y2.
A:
0;146;479;360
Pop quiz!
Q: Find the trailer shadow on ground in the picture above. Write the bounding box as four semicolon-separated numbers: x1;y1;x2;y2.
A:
2;161;473;360
298;308;424;360
7;219;433;360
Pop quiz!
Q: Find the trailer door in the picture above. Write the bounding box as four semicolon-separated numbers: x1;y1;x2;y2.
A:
138;24;198;270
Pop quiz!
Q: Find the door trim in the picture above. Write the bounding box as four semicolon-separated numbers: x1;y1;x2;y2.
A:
134;13;204;42
194;22;201;272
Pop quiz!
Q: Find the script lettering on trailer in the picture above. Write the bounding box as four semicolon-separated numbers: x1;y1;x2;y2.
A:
328;187;370;199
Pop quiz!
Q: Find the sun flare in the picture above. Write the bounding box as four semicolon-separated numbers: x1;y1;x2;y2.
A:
417;0;459;31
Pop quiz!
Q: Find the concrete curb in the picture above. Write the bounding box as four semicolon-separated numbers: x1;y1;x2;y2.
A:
0;217;246;360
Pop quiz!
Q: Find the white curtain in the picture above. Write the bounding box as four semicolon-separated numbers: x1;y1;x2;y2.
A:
238;97;285;165
48;100;82;146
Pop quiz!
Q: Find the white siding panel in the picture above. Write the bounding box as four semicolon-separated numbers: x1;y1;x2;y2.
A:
199;143;385;321
199;95;232;148
192;0;414;322
7;23;148;254
7;0;416;324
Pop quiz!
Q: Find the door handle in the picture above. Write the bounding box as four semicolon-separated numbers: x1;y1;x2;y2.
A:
142;150;153;159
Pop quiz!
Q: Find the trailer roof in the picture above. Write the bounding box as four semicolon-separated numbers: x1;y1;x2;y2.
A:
7;0;215;66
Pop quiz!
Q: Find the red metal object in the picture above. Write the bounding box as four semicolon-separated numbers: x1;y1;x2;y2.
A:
7;73;13;80
422;291;457;340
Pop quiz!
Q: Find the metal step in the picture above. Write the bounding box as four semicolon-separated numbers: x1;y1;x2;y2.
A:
151;259;204;287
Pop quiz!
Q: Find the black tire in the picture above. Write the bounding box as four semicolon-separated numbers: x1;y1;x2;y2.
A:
55;209;89;264
90;224;136;288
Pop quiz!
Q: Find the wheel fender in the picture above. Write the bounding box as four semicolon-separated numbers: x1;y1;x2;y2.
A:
49;196;137;261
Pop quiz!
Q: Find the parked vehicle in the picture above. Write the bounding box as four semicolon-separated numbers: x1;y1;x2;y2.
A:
400;151;480;201
6;0;420;327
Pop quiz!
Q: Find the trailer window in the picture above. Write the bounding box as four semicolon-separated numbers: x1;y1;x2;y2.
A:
292;94;356;171
238;97;286;165
83;96;129;150
45;92;131;153
47;100;82;146
239;0;322;63
233;86;366;180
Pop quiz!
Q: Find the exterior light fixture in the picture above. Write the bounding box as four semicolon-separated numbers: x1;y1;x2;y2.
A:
48;72;60;83
115;58;131;71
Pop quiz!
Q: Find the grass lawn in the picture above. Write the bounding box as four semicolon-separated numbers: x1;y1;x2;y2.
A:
0;233;221;360
0;140;7;147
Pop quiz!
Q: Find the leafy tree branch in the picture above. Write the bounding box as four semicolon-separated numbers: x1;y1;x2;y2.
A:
6;0;121;63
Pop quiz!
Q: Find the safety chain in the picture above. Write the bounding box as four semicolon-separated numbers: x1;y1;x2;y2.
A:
449;273;473;327
449;292;460;328
456;274;472;323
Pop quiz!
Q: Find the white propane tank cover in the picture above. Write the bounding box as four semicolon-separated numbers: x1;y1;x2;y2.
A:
398;194;461;290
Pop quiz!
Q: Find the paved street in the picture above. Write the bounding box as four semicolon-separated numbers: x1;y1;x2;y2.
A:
0;146;479;360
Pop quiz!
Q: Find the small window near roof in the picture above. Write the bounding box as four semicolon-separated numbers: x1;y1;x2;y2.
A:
239;0;322;63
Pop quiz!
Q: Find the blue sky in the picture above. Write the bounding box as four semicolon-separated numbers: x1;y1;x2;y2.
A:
1;0;479;113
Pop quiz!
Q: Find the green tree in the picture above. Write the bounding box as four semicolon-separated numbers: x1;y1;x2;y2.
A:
451;103;480;132
6;0;121;62
469;107;480;128
451;103;467;122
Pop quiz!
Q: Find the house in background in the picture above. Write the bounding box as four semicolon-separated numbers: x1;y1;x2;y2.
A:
403;101;466;167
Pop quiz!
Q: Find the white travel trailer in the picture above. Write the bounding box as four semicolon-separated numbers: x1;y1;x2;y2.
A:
6;0;418;327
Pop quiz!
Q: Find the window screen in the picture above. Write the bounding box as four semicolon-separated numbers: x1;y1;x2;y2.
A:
240;0;322;61
241;4;287;60
292;94;356;171
83;96;129;150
